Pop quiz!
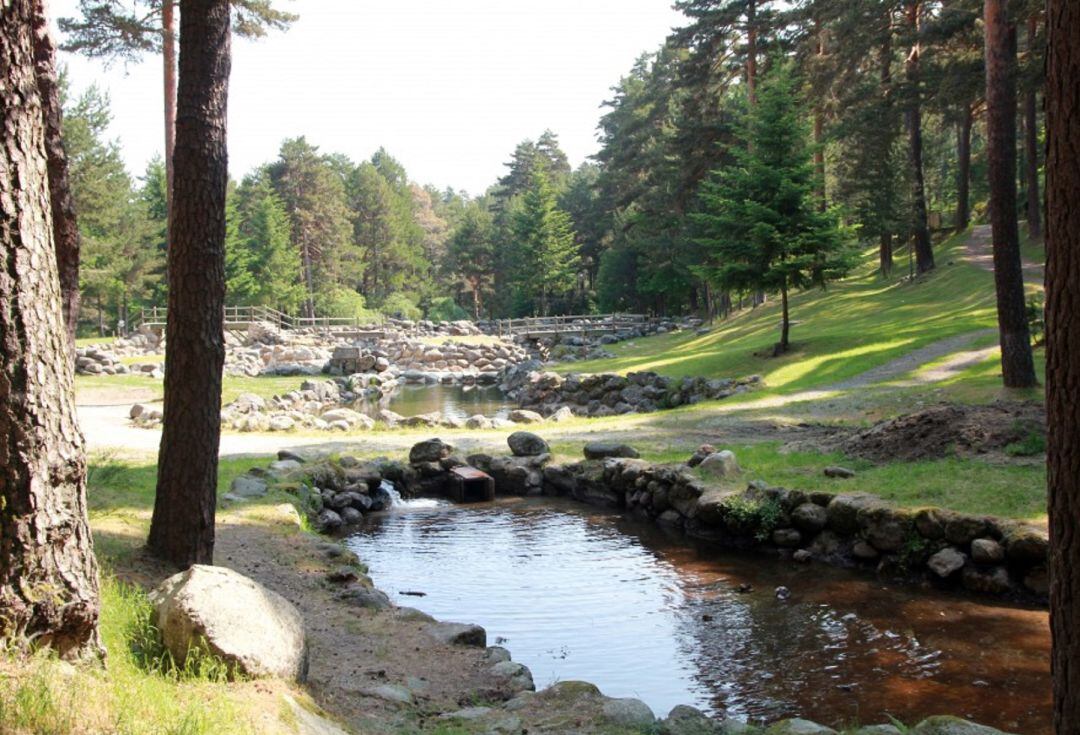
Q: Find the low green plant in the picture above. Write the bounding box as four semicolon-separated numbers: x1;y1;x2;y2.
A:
721;495;784;541
1005;431;1046;457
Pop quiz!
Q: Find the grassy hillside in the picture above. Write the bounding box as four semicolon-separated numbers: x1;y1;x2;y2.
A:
559;232;1039;395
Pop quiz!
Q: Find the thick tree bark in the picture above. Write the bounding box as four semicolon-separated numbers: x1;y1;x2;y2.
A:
163;0;177;240
148;0;231;569
904;0;935;274
1024;13;1041;240
956;104;973;231
880;232;894;277
746;0;757;106
31;0;80;345
880;23;895;276
1045;2;1080;732
0;0;102;659
984;0;1036;388
774;280;790;356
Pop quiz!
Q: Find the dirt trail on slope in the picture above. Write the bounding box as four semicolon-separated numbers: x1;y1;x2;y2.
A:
964;223;1044;285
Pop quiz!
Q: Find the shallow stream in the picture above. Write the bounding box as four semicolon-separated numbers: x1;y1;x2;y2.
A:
347;497;1051;732
355;383;514;420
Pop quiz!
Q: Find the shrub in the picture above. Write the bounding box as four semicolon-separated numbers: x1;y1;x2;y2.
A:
426;296;468;322
380;292;423;321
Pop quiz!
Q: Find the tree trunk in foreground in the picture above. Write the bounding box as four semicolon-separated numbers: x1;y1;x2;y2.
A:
1025;13;1041;240
163;0;177;242
148;0;231;569
31;0;80;345
905;0;935;274
984;0;1036;388
956;104;972;231
774;281;790;356
0;0;102;659
1046;3;1080;732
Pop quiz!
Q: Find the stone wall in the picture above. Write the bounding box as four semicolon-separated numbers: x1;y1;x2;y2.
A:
271;438;1048;604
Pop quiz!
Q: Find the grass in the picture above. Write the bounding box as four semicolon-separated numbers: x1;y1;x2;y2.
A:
76;335;117;348
0;451;332;735
556;234;1004;396
75;373;314;406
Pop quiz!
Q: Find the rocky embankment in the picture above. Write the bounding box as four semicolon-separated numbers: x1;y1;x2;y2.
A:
216;442;1031;734
502;364;762;418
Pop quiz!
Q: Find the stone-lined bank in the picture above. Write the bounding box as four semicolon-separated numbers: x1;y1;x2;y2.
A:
250;437;1049;604
225;446;1025;735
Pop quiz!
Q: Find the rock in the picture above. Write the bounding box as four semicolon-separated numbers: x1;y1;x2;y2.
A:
339;507;363;524
337;586;392;610
945;515;989;546
852;540;880;560
149;565;307;681
484;646;512;664
662;705;730;735
910;716;1011;734
507;431;550;457
791;502;828;533
465;414;494;430
601;697;655;729
487;660;535;693
269;459;303;475
282;694;350;735
439;706;493;721
508;409;544;424
129;403;146;420
687;444;716;468
971;538;1005;564
858;506;912;553
697;450;740;478
852;727;904;735
772;528;802;548
961;565;1012;595
928;547;966;578
1024;566;1049;595
358;684;413;705
826;494;876;535
277;449;305;463
764;719;837;734
317;509;343;532
823;466;856;479
425;621;487;647
409;438;454;464
793;549;812;563
229;474;268;499
583;442;641;460
269;415;296;431
915;508;947;539
1004;527;1049;565
550;406;575;422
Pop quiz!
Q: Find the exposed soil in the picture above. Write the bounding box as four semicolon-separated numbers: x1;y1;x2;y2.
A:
837;402;1045;462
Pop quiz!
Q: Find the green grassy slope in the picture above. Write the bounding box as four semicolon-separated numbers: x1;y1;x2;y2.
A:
560;233;1009;394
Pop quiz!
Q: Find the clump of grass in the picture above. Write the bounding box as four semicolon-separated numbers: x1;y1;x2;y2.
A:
1005;431;1046;457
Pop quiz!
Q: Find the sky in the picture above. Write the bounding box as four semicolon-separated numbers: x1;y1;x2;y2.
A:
51;0;686;196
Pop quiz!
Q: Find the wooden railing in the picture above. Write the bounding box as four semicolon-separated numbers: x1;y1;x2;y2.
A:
496;313;651;338
136;305;384;332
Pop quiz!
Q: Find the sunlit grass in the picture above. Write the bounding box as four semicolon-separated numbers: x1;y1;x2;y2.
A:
557;234;1004;395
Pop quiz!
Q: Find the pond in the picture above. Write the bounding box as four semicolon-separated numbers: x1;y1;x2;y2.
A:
355;383;515;420
347;497;1051;733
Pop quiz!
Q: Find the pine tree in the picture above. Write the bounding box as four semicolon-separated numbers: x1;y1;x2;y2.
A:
234;172;302;312
511;165;580;316
447;200;496;319
693;61;853;354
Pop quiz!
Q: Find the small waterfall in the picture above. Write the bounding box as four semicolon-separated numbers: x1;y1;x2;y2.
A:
380;479;444;510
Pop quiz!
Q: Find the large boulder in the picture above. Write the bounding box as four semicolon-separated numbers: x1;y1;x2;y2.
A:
910;716;1012;735
409;438;454;464
149;565;308;681
508;431;550;457
697;450;740;478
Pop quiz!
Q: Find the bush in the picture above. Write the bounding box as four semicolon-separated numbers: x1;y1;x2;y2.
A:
313;288;377;322
380;292;422;321
426;296;468;322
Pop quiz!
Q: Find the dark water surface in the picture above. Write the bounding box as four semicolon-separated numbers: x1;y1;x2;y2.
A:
346;497;1050;732
357;383;514;420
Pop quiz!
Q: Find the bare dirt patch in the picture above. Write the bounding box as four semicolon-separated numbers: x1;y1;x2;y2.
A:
838;402;1045;462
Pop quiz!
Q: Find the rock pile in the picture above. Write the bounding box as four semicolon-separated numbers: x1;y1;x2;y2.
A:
502;367;762;418
74;346;130;375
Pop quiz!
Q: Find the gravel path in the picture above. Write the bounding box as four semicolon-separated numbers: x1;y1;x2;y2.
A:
964;223;1043;284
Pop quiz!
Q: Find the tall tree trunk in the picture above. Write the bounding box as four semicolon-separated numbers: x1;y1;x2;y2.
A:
746;0;757;106
1045;2;1080;731
956;104;973;230
774;280;790;356
148;0;231;569
880;232;894;277
984;0;1036;388
0;0;102;659
905;0;935;274
31;0;80;346
1025;13;1041;239
162;0;177;241
813;15;826;211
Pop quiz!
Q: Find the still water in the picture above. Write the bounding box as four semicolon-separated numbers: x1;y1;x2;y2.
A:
347;497;1051;732
356;383;514;420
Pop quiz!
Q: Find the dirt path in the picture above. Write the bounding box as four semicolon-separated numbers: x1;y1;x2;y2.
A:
964;223;1043;285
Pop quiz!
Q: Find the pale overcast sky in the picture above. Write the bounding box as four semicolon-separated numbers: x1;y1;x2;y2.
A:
50;0;685;196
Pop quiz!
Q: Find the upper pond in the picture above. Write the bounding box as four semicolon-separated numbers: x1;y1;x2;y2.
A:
346;497;1051;733
355;383;514;420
